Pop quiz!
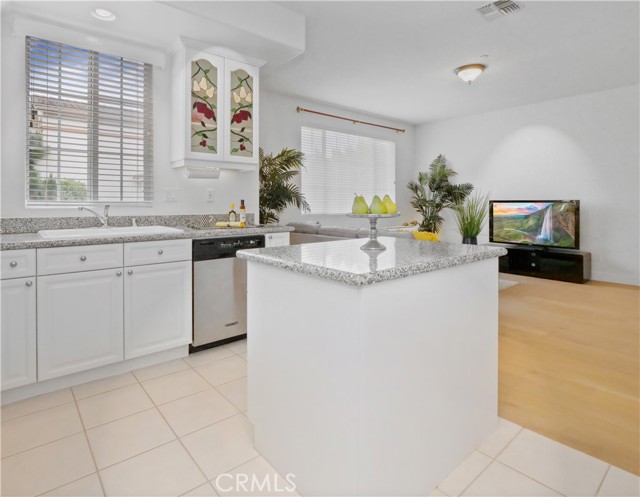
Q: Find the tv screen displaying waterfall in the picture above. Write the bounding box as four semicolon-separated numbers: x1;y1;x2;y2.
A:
489;200;580;249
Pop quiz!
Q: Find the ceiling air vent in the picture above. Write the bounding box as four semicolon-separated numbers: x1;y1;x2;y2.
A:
477;0;523;21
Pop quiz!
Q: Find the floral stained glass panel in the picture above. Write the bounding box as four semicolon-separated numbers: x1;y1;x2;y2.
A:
229;69;253;157
191;59;217;154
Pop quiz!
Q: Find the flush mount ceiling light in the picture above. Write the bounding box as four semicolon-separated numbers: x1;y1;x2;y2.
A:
454;64;486;85
91;8;117;21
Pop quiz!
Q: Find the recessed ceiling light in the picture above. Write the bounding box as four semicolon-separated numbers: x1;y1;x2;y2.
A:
91;8;116;21
454;64;486;85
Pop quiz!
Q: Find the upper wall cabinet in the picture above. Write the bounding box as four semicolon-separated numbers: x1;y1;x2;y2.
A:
171;42;262;174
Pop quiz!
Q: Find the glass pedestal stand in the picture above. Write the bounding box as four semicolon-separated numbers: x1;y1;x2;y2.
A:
347;213;400;252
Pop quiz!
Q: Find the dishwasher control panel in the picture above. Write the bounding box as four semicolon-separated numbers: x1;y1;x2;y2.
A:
192;236;265;261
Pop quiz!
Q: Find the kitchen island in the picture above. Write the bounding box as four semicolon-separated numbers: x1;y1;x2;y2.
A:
238;237;506;497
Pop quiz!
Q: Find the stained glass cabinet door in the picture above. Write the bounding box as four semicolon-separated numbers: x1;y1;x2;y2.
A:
186;50;225;162
224;60;259;164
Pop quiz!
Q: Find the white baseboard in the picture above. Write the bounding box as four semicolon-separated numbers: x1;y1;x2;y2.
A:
591;271;640;286
1;346;189;405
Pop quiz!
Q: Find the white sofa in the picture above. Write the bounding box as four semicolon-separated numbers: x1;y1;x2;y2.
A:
287;222;412;245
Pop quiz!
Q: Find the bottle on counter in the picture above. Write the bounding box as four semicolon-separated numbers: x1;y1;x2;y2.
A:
229;203;237;222
239;199;247;226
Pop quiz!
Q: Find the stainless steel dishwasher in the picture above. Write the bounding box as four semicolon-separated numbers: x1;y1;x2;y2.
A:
192;236;265;352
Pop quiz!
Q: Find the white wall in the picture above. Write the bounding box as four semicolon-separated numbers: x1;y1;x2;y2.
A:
260;90;415;228
414;85;640;285
0;15;259;219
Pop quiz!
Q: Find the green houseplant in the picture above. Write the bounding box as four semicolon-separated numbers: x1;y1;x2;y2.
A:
259;147;310;225
407;155;473;236
454;192;489;245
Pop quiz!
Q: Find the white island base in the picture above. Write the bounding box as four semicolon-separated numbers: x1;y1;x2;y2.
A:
246;256;499;497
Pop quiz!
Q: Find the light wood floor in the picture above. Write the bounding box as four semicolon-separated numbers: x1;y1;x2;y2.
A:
498;273;640;475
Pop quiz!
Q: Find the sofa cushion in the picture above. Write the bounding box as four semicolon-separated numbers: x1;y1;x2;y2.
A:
287;222;321;234
317;226;361;238
290;233;346;245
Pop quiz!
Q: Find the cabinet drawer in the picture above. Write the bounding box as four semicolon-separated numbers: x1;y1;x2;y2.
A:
1;249;36;280
124;239;191;266
265;232;290;247
38;244;124;275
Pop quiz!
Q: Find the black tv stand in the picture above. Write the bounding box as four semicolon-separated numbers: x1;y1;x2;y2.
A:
497;245;591;283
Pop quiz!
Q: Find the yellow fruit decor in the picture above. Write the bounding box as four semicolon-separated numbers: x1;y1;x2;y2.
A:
369;195;388;214
412;231;440;242
349;194;398;215
351;194;369;215
383;195;397;214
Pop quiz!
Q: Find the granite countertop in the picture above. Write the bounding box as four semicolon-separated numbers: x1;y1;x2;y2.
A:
237;237;507;287
0;225;294;250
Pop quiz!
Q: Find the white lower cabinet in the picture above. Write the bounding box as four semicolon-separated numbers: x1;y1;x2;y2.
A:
2;240;192;391
1;277;37;389
124;261;192;359
37;269;124;381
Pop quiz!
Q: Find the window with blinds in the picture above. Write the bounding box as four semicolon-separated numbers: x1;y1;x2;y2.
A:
26;36;153;205
300;126;396;214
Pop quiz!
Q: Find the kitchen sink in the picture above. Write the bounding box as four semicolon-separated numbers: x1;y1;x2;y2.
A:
38;226;184;240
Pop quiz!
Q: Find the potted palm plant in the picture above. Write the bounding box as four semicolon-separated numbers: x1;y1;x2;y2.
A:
259;148;310;224
454;192;489;245
407;155;473;239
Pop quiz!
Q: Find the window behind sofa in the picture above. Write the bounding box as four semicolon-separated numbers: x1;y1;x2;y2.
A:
25;36;153;205
300;126;395;215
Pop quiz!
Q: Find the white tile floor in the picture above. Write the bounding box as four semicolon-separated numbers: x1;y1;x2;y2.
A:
1;339;638;497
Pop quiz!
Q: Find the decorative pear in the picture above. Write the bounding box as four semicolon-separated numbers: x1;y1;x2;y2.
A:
352;193;369;215
369;195;388;215
383;195;397;214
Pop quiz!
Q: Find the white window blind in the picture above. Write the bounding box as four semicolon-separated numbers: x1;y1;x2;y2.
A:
26;36;153;204
300;126;396;215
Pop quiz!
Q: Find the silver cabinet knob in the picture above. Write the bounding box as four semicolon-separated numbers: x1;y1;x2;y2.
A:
531;263;536;267
25;280;33;287
9;261;17;267
268;235;273;239
116;271;122;276
80;256;87;261
158;249;164;255
127;270;133;275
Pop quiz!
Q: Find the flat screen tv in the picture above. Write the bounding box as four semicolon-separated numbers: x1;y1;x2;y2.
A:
489;200;580;249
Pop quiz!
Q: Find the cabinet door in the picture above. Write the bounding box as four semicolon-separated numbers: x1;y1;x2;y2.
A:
124;261;192;359
187;50;225;162
1;277;36;390
265;232;290;247
37;269;124;380
224;59;259;164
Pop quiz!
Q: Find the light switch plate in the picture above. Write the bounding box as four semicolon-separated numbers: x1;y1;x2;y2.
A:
206;189;215;202
164;188;178;202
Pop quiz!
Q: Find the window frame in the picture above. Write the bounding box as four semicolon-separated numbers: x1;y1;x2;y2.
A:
25;36;154;207
299;123;397;216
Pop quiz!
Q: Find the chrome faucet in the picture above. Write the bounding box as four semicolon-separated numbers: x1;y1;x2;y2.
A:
79;205;110;227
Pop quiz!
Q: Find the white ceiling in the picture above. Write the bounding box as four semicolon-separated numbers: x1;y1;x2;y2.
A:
264;1;640;124
3;1;305;67
3;1;637;125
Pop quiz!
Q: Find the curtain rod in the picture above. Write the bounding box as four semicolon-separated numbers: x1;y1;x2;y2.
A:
296;106;405;133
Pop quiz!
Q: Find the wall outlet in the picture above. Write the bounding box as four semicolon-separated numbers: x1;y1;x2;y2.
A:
164;188;178;202
206;189;215;203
